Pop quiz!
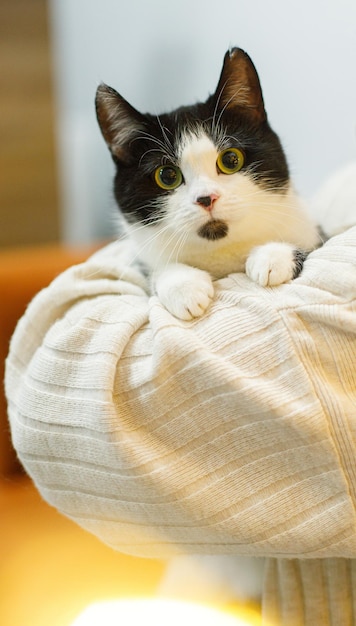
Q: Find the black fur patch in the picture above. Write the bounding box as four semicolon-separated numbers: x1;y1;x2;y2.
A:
197;219;229;240
293;249;308;279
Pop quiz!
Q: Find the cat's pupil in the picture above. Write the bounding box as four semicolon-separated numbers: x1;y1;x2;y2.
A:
222;151;239;169
161;167;178;186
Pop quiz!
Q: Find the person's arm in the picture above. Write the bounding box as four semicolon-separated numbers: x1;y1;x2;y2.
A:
6;226;356;561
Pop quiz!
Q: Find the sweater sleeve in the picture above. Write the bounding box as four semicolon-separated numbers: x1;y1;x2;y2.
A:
5;227;356;561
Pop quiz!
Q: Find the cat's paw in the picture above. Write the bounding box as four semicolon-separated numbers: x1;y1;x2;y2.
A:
154;264;214;320
246;242;303;287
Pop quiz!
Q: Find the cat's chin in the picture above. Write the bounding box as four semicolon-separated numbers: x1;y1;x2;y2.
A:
197;219;229;241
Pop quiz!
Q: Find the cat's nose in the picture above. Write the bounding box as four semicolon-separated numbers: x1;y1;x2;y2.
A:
195;194;219;211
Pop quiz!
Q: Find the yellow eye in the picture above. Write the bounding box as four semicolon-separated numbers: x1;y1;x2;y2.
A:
217;148;245;174
154;165;183;190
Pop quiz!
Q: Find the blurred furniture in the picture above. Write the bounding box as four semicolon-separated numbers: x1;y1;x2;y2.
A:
0;0;59;248
0;242;102;476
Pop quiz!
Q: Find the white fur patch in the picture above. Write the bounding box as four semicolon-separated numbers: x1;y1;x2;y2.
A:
246;242;297;286
154;263;214;320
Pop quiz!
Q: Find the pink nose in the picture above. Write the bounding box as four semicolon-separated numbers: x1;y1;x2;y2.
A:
196;194;219;211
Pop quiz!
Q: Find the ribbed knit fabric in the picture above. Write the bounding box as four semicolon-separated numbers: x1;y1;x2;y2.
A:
263;558;356;626
5;225;356;625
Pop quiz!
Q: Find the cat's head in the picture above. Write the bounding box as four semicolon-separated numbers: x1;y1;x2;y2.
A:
96;48;299;271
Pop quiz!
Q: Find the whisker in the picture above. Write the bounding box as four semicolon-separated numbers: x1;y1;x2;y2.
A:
173;230;190;265
156;115;175;155
210;80;228;143
138;148;167;168
116;223;172;281
154;225;186;269
170;230;190;266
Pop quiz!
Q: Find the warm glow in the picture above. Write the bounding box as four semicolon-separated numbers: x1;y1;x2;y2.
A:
70;598;258;626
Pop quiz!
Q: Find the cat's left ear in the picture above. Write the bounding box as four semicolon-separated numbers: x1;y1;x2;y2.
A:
214;48;267;124
95;84;145;163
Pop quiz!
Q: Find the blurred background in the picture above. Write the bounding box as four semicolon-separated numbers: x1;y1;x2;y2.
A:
0;2;355;625
1;0;356;249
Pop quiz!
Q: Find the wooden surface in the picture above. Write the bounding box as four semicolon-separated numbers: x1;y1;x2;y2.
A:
0;0;60;247
0;475;165;626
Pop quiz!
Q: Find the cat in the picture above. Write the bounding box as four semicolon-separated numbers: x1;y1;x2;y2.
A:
95;47;319;605
95;47;319;321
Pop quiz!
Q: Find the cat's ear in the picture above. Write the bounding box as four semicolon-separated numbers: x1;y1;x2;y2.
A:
95;84;145;162
214;48;266;124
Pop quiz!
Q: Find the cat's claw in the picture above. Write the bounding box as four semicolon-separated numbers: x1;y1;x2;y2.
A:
246;242;299;287
154;264;214;320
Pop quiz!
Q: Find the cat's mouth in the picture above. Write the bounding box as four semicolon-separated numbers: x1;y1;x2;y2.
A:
197;219;229;241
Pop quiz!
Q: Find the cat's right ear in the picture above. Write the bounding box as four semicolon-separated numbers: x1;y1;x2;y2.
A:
95;84;145;163
214;48;267;125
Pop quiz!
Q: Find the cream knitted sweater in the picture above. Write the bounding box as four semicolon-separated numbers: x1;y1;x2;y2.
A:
6;168;356;625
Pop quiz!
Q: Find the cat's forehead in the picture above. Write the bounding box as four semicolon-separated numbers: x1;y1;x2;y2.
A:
178;130;218;171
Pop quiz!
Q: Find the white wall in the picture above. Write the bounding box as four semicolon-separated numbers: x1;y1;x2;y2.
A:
49;0;356;243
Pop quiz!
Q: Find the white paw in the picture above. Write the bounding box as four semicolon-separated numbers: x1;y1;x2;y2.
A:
246;242;298;287
154;264;214;320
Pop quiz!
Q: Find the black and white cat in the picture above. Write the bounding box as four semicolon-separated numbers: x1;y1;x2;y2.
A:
96;47;319;321
95;48;319;605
